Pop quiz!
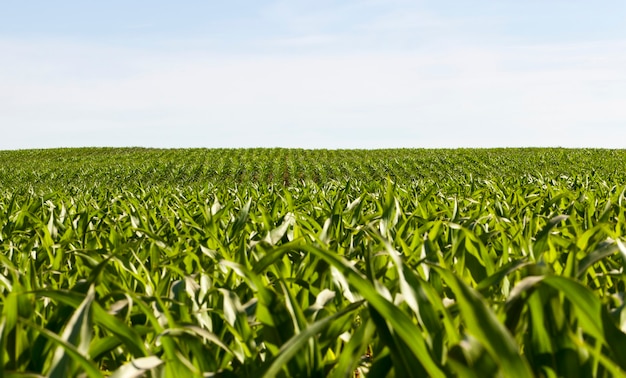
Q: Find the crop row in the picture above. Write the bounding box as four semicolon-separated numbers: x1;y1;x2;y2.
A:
1;148;625;191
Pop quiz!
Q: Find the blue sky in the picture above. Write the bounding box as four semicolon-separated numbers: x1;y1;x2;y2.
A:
1;1;625;149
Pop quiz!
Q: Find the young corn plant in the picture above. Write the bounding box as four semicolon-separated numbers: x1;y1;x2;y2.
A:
1;148;626;377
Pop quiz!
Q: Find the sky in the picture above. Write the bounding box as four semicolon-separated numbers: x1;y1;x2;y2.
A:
1;1;626;150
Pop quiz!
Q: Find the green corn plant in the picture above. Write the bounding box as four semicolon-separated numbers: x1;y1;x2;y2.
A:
1;148;626;377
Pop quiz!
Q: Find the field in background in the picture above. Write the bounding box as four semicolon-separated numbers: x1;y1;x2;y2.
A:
1;148;626;377
2;147;626;190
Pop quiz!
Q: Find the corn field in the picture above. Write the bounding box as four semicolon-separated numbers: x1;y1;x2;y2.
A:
1;148;626;377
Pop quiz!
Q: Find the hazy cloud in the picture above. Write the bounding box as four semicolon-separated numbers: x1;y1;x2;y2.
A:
1;1;626;149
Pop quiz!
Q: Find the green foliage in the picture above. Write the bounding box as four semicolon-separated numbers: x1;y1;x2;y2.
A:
1;147;626;191
1;148;626;377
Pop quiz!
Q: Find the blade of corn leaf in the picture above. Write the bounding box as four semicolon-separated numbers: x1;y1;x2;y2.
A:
430;265;533;378
296;242;447;378
48;285;95;378
532;215;568;259
34;290;147;357
262;300;364;378
19;320;101;378
328;318;375;378
109;356;163;378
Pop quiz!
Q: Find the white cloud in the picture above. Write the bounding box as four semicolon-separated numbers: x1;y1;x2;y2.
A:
1;36;626;149
359;9;456;31
261;34;338;48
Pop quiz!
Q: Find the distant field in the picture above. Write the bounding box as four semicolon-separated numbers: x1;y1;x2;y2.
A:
1;148;626;377
1;147;625;190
